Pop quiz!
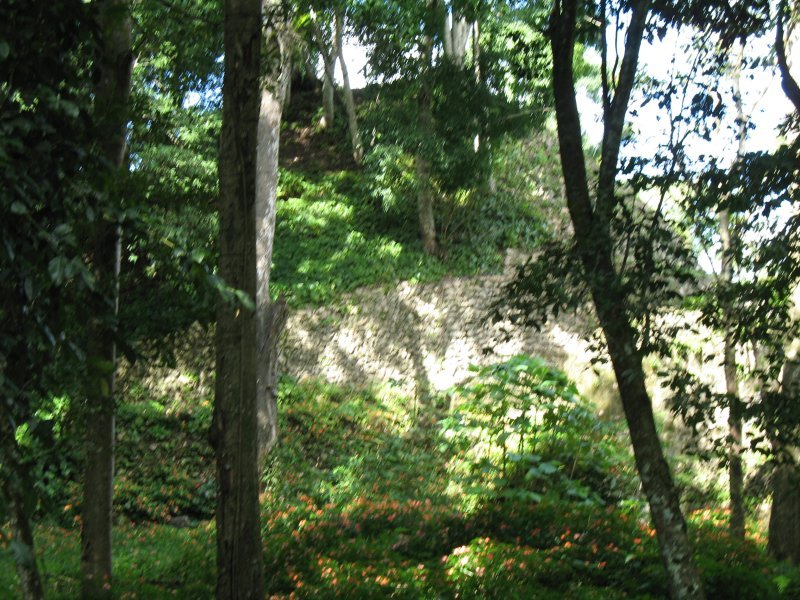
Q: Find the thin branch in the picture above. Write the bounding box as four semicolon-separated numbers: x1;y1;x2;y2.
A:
597;0;651;219
600;0;611;118
776;0;800;116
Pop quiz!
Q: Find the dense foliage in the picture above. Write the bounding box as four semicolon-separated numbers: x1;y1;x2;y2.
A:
2;0;800;597
3;374;800;598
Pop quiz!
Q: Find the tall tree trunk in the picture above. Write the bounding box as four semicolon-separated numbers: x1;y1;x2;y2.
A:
81;2;132;597
7;491;43;600
212;0;264;597
769;451;800;563
321;61;335;128
769;356;800;563
416;7;438;256
721;208;744;539
472;19;480;81
334;9;363;165
256;0;291;465
0;410;44;600
549;2;704;598
721;43;747;540
442;9;470;66
768;0;800;564
311;13;335;129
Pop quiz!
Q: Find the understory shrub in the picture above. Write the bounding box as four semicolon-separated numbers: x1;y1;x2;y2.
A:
440;355;637;509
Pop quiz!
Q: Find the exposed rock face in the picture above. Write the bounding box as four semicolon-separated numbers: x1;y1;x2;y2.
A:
279;271;602;400
119;263;608;404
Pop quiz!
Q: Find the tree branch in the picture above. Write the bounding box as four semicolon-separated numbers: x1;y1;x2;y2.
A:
777;0;800;117
548;0;594;238
597;0;651;218
600;0;611;119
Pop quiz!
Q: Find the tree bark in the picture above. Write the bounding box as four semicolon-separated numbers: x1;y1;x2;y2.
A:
768;356;800;563
769;454;800;563
212;0;264;597
321;62;335;128
776;0;800;115
0;410;44;600
334;9;363;165
256;0;291;464
768;0;800;565
81;1;132;597
416;6;438;256
312;14;336;128
442;9;470;66
548;1;704;598
720;43;747;539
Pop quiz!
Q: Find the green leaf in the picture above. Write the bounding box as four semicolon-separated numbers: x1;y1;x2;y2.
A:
538;461;559;475
0;41;9;60
48;256;68;285
10;201;27;215
52;223;72;239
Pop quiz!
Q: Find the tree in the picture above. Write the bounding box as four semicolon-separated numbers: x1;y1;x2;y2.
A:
310;9;337;128
123;0;223;343
769;348;800;563
654;0;800;558
354;0;539;256
416;0;439;256
256;0;291;465
768;0;800;560
0;2;98;598
80;1;133;596
511;1;706;596
333;6;364;164
776;0;800;115
211;0;265;596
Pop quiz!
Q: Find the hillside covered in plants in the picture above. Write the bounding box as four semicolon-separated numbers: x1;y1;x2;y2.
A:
2;1;800;599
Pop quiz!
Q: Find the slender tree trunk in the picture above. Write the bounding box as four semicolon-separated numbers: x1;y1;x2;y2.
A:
321;61;335;128
81;2;132;597
769;356;800;563
7;493;43;600
721;226;745;538
768;0;800;564
416;8;438;256
0;410;44;600
721;43;747;539
776;0;800;114
769;453;800;563
334;9;363;165
415;135;437;255
212;0;264;597
442;9;470;66
549;2;704;598
312;15;335;129
472;20;480;81
256;1;291;464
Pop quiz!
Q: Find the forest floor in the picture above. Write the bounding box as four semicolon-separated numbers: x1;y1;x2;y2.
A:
0;378;794;599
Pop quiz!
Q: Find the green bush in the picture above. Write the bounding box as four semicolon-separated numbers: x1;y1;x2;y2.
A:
440;356;636;509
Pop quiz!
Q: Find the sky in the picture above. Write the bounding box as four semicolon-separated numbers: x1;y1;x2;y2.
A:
573;26;794;168
334;23;794;165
